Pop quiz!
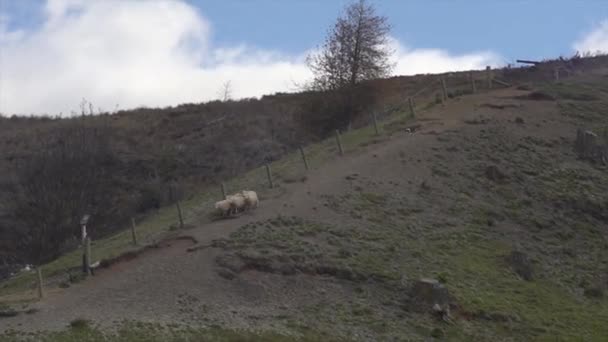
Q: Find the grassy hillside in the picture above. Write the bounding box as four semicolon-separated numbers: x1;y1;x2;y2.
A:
1;55;603;267
1;56;608;341
0;96;419;299
0;65;464;267
205;76;608;341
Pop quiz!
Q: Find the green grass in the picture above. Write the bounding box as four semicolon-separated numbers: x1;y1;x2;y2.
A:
445;243;608;341
211;75;608;341
214;143;608;340
542;81;602;102
0;322;341;342
542;77;608;127
219;209;608;340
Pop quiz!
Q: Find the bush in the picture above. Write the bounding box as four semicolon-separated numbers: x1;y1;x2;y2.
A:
298;83;379;137
584;287;604;299
0;308;18;318
437;272;449;284
13;121;120;264
69;318;92;329
430;328;444;338
136;183;163;213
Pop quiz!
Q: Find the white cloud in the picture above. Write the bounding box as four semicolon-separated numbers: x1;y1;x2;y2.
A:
390;39;502;75
0;0;503;115
573;20;608;55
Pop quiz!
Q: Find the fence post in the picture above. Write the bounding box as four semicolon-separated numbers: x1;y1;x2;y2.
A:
84;237;92;276
130;218;138;246
36;268;44;299
169;184;184;229
335;130;344;156
220;182;227;199
408;97;416;118
176;199;184;229
486;66;493;89
372;112;379;135
554;68;560;82
470;71;477;93
265;164;274;188
299;146;309;171
441;77;448;101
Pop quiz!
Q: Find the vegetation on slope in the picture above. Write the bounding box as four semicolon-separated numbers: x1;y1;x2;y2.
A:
207;76;608;340
2;57;608;341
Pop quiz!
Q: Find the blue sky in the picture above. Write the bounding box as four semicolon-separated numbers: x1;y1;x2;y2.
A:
199;0;608;61
1;0;608;115
5;0;608;59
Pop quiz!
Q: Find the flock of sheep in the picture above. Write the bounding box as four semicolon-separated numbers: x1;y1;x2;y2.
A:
214;190;259;217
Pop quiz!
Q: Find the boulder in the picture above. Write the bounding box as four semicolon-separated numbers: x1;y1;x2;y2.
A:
575;129;608;165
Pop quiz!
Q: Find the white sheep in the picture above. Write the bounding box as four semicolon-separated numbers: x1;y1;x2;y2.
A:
226;193;246;215
214;199;232;217
240;190;259;211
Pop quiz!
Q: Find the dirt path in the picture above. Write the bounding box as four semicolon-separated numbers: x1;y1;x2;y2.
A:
0;87;537;332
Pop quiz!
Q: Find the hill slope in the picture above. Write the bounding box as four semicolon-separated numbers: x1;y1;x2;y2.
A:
1;68;608;341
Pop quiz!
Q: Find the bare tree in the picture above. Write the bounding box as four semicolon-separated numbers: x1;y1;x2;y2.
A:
307;0;393;92
13;120;118;264
303;0;392;132
219;81;233;102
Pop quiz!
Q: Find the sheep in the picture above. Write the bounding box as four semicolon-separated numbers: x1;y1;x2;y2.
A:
226;193;246;215
240;190;259;211
214;199;232;217
214;191;258;219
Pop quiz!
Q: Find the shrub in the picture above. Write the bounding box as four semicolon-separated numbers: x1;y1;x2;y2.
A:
69;318;91;329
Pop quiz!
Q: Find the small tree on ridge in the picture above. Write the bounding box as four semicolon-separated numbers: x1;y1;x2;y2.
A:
305;0;393;132
307;0;393;91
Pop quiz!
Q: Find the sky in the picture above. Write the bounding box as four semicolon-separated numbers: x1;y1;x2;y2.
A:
1;0;608;116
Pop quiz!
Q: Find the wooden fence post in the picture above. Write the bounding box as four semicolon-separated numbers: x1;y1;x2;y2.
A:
408;97;416;117
470;71;477;93
299;146;309;171
169;184;184;229
372;112;379;135
220;182;227;199
441;77;448;101
335;130;344;156
486;66;493;89
84;237;92;276
130;218;138;246
265;164;274;188
36;268;44;299
176;199;184;229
